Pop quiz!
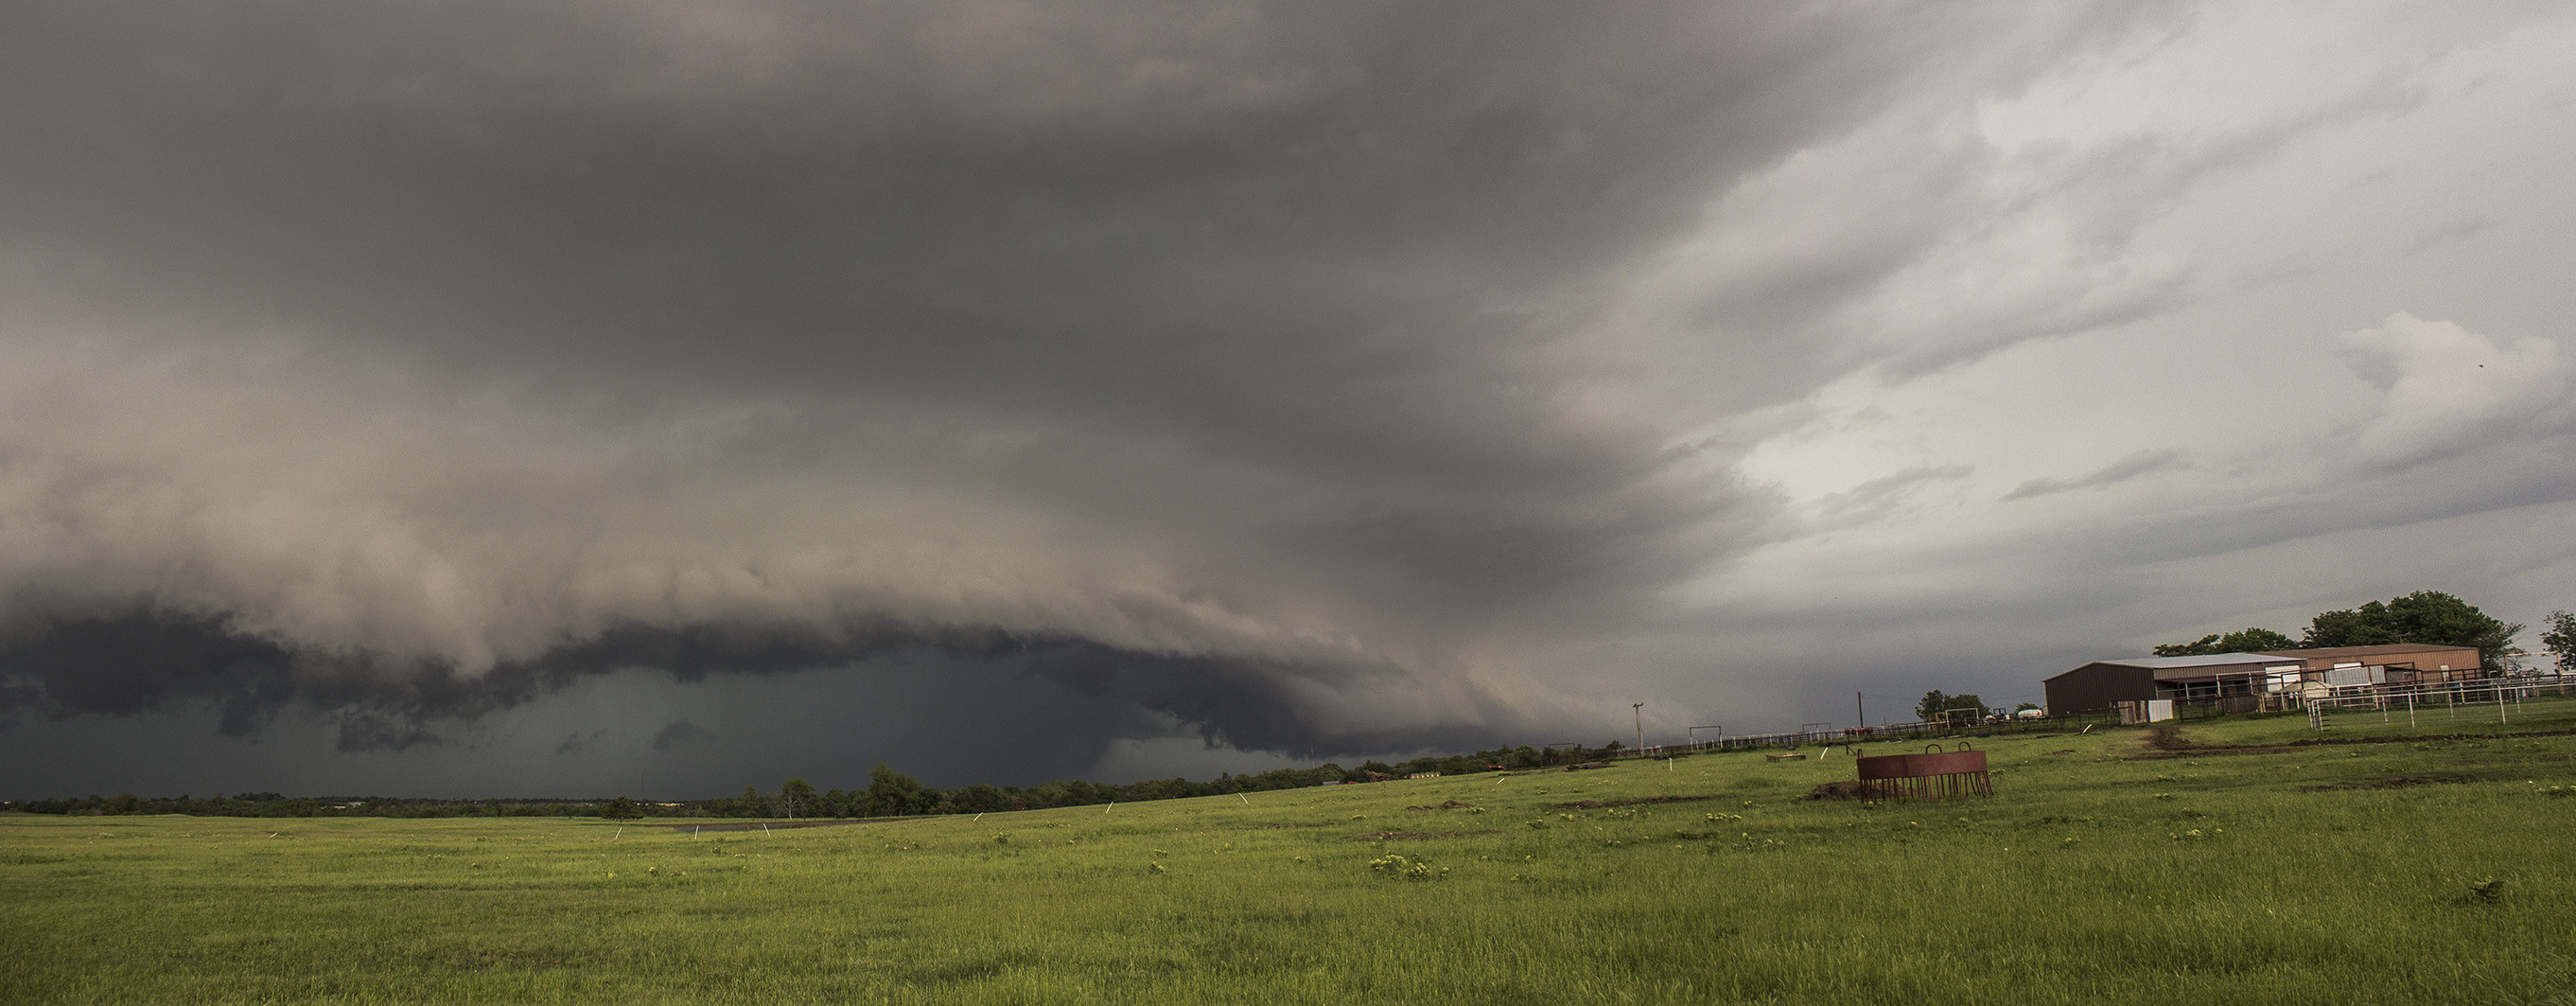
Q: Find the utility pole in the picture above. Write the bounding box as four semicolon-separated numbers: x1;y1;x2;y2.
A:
1856;691;1865;730
1633;702;1645;751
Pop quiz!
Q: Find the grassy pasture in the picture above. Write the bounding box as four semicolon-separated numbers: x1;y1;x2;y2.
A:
7;705;2576;1005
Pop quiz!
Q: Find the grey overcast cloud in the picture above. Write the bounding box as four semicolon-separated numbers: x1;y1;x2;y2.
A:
5;1;2574;799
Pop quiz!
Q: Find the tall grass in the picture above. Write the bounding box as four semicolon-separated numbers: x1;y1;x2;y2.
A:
7;708;2575;1004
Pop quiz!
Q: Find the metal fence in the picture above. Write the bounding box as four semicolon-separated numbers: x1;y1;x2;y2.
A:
1604;674;2576;755
2120;673;2576;722
1583;673;2576;756
1604;713;2115;760
2304;674;2576;731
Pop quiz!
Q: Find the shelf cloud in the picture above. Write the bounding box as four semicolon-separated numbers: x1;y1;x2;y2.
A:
5;1;2575;793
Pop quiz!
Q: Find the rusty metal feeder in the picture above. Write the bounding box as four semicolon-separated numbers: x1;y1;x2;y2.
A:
1853;742;1992;801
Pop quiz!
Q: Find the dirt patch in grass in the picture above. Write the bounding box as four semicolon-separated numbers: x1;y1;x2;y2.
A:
1802;781;1879;802
1407;800;1476;812
2300;775;2480;792
1548;794;1727;809
1347;830;1485;841
1495;762;1616;777
643;820;878;832
2125;726;2576;760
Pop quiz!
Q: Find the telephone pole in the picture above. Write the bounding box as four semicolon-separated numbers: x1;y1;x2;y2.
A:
1856;691;1865;729
1633;702;1645;751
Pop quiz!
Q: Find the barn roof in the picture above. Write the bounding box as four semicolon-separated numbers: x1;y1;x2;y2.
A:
2087;653;2303;670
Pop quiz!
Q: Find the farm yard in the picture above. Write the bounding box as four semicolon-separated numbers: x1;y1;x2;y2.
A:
7;706;2576;1005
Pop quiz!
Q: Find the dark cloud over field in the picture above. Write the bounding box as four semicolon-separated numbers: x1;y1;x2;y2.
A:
6;1;2576;795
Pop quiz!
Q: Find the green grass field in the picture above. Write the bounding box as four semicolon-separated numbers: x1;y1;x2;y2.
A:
8;703;2576;1005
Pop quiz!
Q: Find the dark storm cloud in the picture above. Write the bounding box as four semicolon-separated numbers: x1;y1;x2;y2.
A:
336;715;445;753
5;1;1905;387
649;720;714;754
0;612;299;737
0;0;2179;769
0;606;1286;752
1017;640;1511;757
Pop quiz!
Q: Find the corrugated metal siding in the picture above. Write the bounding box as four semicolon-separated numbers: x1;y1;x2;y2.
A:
2044;662;2155;714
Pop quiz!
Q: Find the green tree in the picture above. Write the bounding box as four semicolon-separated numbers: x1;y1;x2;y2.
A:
864;765;935;817
1915;691;1987;722
776;778;817;820
2153;627;2300;656
601;796;644;820
2542;610;2576;672
2304;591;2521;667
948;784;1013;814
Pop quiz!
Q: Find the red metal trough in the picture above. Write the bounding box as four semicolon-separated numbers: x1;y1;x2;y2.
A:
1852;743;1992;801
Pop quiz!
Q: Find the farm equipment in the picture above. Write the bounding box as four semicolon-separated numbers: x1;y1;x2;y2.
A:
1851;742;1992;801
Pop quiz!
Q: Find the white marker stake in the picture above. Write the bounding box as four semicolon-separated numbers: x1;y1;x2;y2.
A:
1238;794;1250;804
974;812;986;822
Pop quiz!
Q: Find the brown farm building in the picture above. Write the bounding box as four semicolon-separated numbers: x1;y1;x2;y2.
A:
2043;644;2486;714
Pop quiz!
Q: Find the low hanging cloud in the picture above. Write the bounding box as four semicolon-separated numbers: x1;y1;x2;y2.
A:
11;0;2136;759
2339;312;2572;471
649;721;716;754
1816;465;1976;524
2002;450;2185;502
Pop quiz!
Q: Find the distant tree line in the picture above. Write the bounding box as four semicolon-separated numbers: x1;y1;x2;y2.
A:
6;792;624;819
2154;591;2523;666
5;743;1642;821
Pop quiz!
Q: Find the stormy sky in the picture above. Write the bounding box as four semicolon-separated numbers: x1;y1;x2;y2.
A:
6;0;2574;798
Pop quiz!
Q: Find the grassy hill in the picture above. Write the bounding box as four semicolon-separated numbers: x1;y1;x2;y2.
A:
7;702;2575;1004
